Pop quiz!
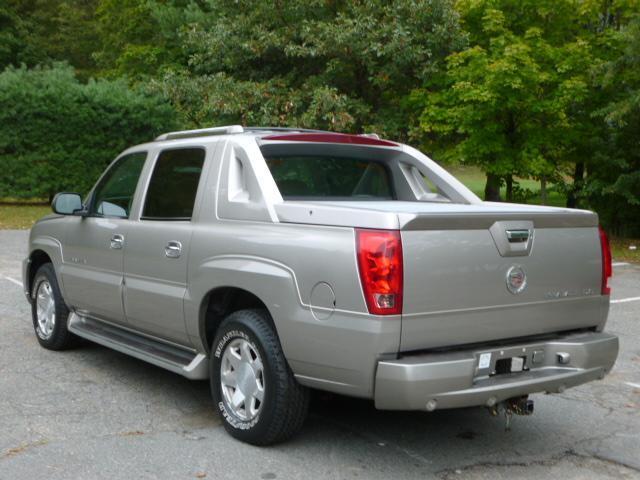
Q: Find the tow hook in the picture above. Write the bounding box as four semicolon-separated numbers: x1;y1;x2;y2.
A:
487;396;534;430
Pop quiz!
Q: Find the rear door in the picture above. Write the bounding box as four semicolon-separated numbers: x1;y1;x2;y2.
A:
122;146;207;345
61;151;147;325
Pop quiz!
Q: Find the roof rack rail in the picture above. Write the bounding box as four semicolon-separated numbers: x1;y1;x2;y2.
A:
155;125;244;141
244;126;328;134
247;127;384;140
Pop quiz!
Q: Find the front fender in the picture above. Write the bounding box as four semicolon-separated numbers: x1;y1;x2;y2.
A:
25;234;65;298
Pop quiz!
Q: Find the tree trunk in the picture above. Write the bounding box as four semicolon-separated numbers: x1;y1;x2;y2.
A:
540;176;547;205
505;175;513;202
566;161;585;209
484;173;502;201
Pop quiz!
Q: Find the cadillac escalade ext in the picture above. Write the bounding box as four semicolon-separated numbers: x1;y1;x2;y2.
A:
23;125;618;445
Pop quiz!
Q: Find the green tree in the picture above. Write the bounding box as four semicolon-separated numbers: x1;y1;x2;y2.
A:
0;64;178;201
414;0;598;201
586;14;640;235
0;1;47;68
0;0;100;78
151;0;465;137
93;0;199;79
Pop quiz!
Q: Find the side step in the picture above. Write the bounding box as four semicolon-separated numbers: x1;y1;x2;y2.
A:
67;313;209;380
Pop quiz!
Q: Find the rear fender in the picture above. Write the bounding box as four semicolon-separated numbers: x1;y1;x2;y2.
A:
187;255;303;355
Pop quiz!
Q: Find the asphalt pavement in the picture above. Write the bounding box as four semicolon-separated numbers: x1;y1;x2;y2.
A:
0;229;638;479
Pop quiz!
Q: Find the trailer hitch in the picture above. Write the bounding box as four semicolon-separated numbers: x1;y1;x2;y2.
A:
488;396;534;431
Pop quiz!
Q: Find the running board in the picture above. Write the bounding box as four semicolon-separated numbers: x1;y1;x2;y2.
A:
67;313;208;380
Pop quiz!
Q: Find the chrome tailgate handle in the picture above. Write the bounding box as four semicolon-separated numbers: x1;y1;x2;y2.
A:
110;234;124;250
165;241;182;258
489;221;535;257
506;229;531;243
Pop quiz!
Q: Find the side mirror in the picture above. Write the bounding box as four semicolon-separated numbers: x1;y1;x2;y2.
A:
51;192;85;216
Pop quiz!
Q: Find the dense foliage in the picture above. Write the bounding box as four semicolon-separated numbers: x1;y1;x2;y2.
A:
588;14;640;235
150;0;465;136
415;1;595;201
0;65;177;200
0;0;639;233
411;0;640;233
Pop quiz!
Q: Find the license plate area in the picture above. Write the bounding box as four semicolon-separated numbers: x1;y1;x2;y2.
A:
476;348;533;378
494;356;527;375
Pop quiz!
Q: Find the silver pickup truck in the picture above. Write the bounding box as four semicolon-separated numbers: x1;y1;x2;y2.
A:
23;125;618;445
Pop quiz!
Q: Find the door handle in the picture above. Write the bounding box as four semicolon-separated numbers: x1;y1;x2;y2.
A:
165;241;182;258
110;234;124;250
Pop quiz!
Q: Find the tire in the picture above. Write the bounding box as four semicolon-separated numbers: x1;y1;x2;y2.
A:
30;263;77;350
210;309;309;445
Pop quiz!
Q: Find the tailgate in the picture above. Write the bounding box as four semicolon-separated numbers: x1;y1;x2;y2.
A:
400;216;608;352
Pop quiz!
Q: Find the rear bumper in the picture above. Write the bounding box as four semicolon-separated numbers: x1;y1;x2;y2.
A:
374;331;618;410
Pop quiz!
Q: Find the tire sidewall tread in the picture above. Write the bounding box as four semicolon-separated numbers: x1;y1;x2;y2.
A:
31;263;76;350
210;309;308;445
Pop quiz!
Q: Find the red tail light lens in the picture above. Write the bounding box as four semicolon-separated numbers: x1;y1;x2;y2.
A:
599;226;612;295
356;229;403;315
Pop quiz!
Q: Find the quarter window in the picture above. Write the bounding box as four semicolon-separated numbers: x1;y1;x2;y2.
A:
142;148;205;220
90;152;147;218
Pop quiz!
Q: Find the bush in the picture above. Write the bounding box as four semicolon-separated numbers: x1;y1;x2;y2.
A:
0;64;178;200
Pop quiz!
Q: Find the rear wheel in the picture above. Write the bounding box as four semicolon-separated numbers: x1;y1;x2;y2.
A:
31;263;77;350
210;309;309;445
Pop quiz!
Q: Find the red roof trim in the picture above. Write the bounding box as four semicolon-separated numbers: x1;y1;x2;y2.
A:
261;133;398;147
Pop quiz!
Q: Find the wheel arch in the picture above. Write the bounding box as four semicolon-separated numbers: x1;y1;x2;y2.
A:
191;255;304;356
188;254;305;367
27;249;54;296
199;286;276;354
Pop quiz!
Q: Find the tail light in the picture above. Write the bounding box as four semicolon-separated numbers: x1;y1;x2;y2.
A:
599;226;612;295
356;229;403;315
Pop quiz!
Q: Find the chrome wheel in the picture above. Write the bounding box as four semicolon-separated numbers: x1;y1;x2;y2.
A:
220;338;265;421
35;280;56;339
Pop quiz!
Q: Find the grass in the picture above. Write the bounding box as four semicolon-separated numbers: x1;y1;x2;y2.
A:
610;237;640;264
0;203;51;229
447;165;567;207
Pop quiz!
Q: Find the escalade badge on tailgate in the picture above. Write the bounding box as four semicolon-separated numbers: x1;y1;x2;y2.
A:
506;265;527;294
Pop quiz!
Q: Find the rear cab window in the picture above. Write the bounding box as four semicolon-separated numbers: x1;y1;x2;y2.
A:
142;147;205;220
264;155;395;200
259;139;452;203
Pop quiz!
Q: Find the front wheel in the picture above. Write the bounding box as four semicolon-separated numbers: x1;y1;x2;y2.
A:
30;263;77;350
210;309;309;445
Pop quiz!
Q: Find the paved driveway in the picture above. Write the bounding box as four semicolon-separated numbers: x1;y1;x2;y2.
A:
0;230;638;479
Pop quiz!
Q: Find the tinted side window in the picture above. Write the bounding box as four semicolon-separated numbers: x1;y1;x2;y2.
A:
91;152;147;218
142;148;205;220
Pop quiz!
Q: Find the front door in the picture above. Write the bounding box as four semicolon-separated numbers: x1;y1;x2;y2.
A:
123;147;206;345
61;151;147;325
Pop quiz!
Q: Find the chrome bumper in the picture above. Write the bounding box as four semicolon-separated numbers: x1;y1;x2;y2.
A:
374;331;618;410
